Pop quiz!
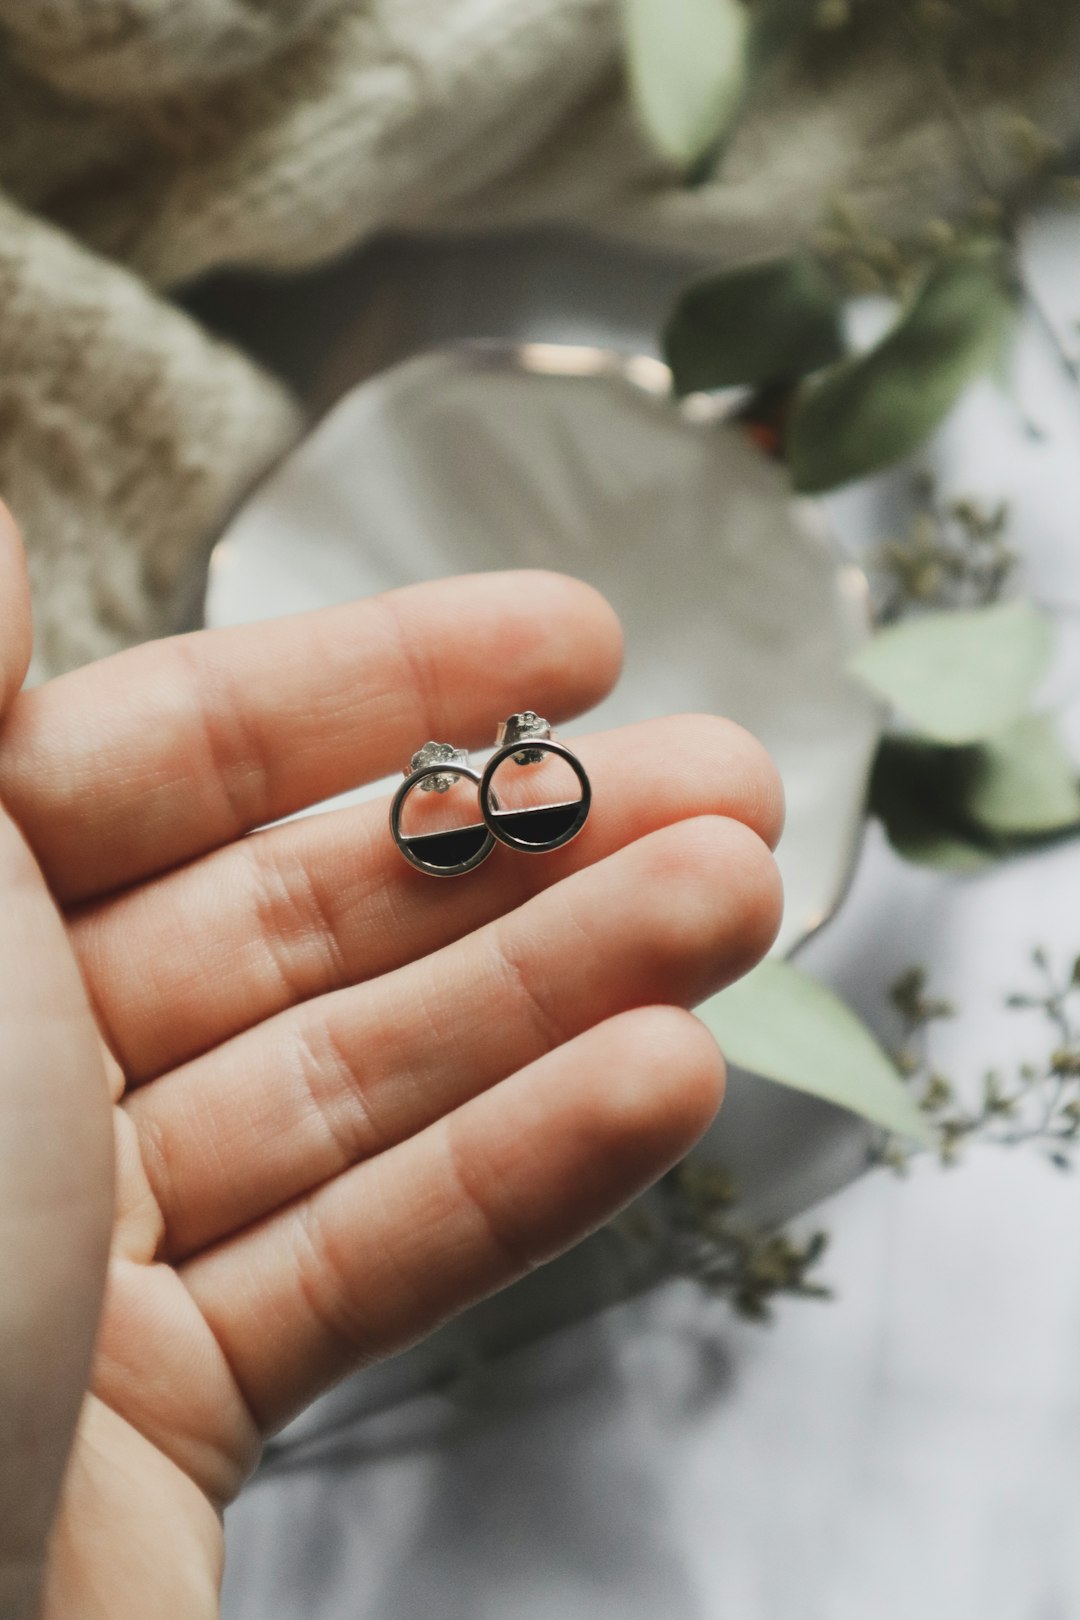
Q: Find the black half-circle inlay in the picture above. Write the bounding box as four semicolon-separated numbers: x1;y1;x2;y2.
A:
402;822;490;869
491;800;583;845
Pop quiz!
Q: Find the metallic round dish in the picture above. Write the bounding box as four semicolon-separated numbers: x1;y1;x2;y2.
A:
207;338;882;1426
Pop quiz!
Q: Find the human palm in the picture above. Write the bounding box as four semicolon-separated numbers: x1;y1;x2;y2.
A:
0;508;782;1619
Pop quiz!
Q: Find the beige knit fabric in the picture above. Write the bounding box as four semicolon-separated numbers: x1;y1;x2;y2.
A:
2;0;1078;675
0;195;298;679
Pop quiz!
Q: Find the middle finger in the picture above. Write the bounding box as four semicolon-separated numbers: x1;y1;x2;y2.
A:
128;814;782;1260
72;715;783;1081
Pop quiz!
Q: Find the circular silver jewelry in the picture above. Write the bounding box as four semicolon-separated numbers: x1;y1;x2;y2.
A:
479;712;592;853
390;742;495;876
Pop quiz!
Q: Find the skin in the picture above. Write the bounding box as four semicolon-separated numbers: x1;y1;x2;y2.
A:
0;503;783;1619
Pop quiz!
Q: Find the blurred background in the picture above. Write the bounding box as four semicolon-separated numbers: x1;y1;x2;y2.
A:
3;2;1080;1615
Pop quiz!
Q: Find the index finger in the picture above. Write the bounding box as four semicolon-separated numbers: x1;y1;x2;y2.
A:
0;571;622;902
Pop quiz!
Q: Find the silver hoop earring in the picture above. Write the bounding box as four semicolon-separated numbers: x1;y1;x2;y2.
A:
390;742;495;876
480;712;592;853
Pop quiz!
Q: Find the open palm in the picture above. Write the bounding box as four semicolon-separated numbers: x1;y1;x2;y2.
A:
0;508;782;1619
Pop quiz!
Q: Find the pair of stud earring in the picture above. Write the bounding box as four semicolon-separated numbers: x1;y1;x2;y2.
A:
390;711;592;876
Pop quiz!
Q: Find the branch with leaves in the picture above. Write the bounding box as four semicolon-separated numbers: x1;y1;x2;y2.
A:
632;0;1080;877
629;0;1080;482
663;239;1017;493
617;0;1080;1310
661;259;1080;869
629;947;1080;1324
699;952;1080;1169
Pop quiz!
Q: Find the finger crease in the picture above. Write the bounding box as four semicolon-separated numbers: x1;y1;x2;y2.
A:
172;639;274;840
245;840;347;1005
490;921;565;1055
444;1116;538;1279
171;1274;267;1466
128;1103;180;1261
289;1193;428;1371
72;933;131;1082
291;1014;387;1170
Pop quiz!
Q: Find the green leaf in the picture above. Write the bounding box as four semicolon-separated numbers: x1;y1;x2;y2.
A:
964;714;1080;834
788;246;1017;492
663;253;845;395
622;0;750;168
869;736;999;871
849;599;1053;745
869;721;1080;870
698;959;935;1143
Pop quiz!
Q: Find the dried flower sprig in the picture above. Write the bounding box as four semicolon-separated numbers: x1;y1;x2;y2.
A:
882;953;1080;1170
619;1162;832;1321
872;478;1016;622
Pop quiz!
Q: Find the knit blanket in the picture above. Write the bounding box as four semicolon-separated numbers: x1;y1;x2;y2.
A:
1;0;1077;676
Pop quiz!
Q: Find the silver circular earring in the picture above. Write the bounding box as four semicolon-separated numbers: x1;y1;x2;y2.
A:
390;742;495;876
480;712;592;853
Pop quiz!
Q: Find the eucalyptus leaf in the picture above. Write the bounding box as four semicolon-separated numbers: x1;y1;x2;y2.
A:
849;599;1053;745
622;0;749;168
964;714;1080;834
869;721;1080;870
788;246;1017;492
869;736;998;872
698;960;934;1143
664;253;844;395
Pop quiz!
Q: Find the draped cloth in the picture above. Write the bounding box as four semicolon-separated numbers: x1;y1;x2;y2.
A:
1;0;1077;674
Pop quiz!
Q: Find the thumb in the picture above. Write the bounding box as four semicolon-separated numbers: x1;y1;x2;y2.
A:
0;503;112;1618
0;503;32;715
0;803;114;1620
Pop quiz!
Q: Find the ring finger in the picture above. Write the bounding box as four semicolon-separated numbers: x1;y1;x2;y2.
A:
130;815;782;1260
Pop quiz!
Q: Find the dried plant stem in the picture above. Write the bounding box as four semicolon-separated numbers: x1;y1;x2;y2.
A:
899;9;1080;395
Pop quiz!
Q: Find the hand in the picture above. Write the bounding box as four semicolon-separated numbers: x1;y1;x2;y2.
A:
0;506;782;1619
